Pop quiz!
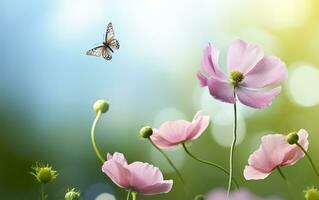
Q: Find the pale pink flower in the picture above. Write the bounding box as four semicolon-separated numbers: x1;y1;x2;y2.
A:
197;40;287;109
206;188;283;200
101;152;173;195
150;111;210;148
244;129;309;180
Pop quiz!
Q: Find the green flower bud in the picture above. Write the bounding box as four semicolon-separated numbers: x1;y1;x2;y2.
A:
139;126;153;138
93;99;109;113
287;132;299;145
305;187;319;200
31;163;58;184
194;194;205;200
65;188;81;200
230;71;244;86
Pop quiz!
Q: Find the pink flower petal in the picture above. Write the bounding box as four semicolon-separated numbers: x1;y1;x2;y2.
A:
197;70;208;87
151;111;210;148
185;111;210;140
281;129;308;166
236;86;281;109
207;77;236;104
150;129;177;148
244;130;309;180
140;180;173;195
243;165;272;180
107;152;128;165
201;43;227;80
156;120;191;144
227;40;264;74
206;188;282;200
127;162;168;194
102;153;131;188
243;56;288;88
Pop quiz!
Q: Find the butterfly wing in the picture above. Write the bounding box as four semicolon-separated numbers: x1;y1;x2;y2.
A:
105;22;120;50
108;39;120;50
86;45;105;57
105;22;115;43
102;48;112;60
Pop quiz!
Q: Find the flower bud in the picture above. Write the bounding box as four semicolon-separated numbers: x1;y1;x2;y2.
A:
139;126;153;138
305;187;319;200
93;99;109;113
31;163;58;184
65;188;81;200
286;132;299;145
194;194;205;200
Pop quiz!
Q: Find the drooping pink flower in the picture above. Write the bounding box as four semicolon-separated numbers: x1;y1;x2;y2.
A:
206;188;283;200
150;111;210;148
101;152;173;195
244;129;309;180
197;40;287;109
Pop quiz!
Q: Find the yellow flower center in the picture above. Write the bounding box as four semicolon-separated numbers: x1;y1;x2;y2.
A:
230;71;244;86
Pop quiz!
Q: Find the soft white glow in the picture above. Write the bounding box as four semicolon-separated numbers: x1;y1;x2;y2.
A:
211;111;246;147
287;64;319;107
95;193;116;200
50;0;105;39
250;0;311;29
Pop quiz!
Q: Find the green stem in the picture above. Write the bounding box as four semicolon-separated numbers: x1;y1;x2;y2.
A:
276;167;287;181
182;143;239;189
227;101;237;196
296;142;319;180
148;139;185;184
131;192;137;200
91;111;105;163
126;190;131;200
41;184;45;200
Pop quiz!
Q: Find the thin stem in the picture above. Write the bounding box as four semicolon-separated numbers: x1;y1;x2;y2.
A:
148;138;185;184
182;143;239;189
276;167;287;181
296;142;319;180
126;190;131;200
131;192;137;200
40;184;45;200
91;111;105;163
227;101;237;196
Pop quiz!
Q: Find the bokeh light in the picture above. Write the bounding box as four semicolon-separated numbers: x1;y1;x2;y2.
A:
95;193;117;200
211;111;246;147
287;63;319;107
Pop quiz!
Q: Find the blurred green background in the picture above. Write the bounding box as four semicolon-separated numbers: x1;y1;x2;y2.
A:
1;0;319;199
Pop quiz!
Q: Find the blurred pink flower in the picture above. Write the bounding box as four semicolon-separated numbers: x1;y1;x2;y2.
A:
206;188;283;200
197;40;287;109
150;111;210;148
101;152;173;195
244;129;309;180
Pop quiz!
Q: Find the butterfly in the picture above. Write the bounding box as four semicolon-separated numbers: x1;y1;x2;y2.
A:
86;22;120;60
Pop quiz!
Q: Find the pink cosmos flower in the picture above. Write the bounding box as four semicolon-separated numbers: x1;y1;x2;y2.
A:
101;152;173;195
197;40;287;109
150;111;210;148
244;129;309;180
206;188;283;200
